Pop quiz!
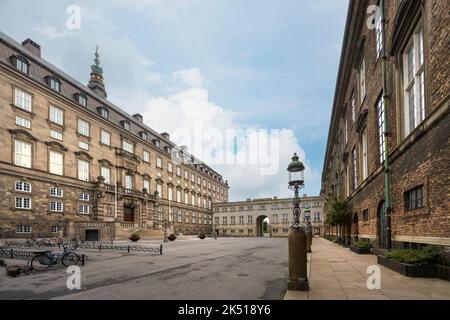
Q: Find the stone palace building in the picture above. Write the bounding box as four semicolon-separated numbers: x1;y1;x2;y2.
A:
321;0;449;249
213;195;324;237
0;31;229;241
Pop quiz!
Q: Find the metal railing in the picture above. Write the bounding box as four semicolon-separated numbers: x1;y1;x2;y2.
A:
75;243;163;255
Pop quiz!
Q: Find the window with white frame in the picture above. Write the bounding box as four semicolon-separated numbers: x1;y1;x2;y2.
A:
122;140;134;153
50;130;62;141
176;167;181;176
15;57;29;74
14;88;32;112
143;150;150;163
197;195;201;207
352;148;358;189
101;166;111;184
351;91;356;122
248;215;253;224
176;189;181;203
184;191;189;204
156;184;162;198
79;141;89;151
124;175;133;190
361;127;368;181
282;213;289;223
403;24;425;136
50;201;64;212
99;107;109;119
51;225;63;234
167;162;173;173
16;225;32;234
16;116;31;129
49;77;61;92
191;174;195;183
156;157;162;169
377;96;386;163
15;181;31;192
50;187;63;197
359;58;366;104
191;194;195;205
100;130;111;146
375;9;383;59
77;94;87;107
15;197;31;209
78;119;89;137
345;163;350;197
77;159;89;181
49;106;64;126
15;139;32;168
143;179;150;192
49;150;63;176
184;170;189;180
168;186;173;201
79;192;89;201
78;204;89;214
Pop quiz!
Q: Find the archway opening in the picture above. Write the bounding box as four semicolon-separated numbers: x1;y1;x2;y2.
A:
256;215;271;237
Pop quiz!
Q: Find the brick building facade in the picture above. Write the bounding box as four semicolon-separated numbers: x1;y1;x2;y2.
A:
321;0;449;248
0;31;229;241
212;195;324;237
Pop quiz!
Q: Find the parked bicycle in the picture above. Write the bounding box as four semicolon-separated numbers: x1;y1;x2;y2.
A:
30;244;81;271
19;238;55;249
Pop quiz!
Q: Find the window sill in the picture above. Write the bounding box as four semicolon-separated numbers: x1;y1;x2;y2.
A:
11;104;35;117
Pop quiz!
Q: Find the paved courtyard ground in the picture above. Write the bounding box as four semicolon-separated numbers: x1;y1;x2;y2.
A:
0;237;288;300
285;237;450;300
1;237;449;300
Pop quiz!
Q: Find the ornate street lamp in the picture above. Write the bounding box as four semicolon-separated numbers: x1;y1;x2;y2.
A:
287;153;309;291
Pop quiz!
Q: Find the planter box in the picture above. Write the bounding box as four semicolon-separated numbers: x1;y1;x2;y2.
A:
350;246;371;254
377;256;438;278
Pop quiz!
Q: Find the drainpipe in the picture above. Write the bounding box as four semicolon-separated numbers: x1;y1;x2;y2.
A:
380;0;392;250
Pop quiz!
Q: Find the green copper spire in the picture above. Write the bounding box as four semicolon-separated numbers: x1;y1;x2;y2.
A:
88;45;107;98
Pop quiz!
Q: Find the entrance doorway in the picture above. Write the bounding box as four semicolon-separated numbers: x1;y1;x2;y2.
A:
377;201;388;249
123;205;134;222
256;215;271;237
85;229;99;241
352;212;359;243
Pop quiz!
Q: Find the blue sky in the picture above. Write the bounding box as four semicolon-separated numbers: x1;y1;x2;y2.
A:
0;0;348;200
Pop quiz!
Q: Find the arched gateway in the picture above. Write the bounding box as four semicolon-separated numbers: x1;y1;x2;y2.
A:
256;215;271;237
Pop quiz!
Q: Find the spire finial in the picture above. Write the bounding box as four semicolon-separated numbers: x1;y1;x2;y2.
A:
88;45;107;98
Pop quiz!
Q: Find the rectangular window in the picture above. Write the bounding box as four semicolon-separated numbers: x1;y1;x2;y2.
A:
197;195;201;207
77;160;89;182
125;175;133;190
15;59;28;74
345;164;350;197
314;212;321;222
50;201;64;212
363;209;369;222
403;25;425;136
122;140;134;154
50;187;63;197
184;191;189;204
143;179;150;192
359;59;366;104
168;187;173;201
100;130;111;146
49;106;64;126
375;9;383;59
167;162;173;173
184;171;189;180
78;204;90;215
156;184;162;198
231;216;236;225
405;186;424;211
50;130;63;141
78;119;89;137
14;88;32;112
15;181;31;192
248;215;253;224
361;127;368;180
282;213;289;223
15;197;31;209
99;107;109;119
16;225;32;234
49;151;63;175
156;157;163;169
239;216;244;224
272;214;279;223
352;148;358;189
222;217;228;225
177;189;181;203
377;96;386;163
51;225;63;234
351;91;356;122
101;167;111;184
143;150;150;163
191;194;195;205
15;116;31;129
176;167;181;176
49;78;60;92
79;141;89;151
15;140;32;168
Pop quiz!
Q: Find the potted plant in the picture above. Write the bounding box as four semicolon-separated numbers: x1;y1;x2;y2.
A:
129;232;140;242
198;234;206;239
167;234;177;241
350;241;372;254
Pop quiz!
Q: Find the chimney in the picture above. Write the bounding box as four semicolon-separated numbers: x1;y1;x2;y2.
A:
132;113;143;123
22;39;41;57
161;132;170;140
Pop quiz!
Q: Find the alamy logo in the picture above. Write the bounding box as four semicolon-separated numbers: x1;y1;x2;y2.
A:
366;265;381;290
66;5;81;30
66;265;81;290
366;5;381;30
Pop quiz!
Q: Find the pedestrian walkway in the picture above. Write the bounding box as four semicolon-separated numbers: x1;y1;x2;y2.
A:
284;237;450;300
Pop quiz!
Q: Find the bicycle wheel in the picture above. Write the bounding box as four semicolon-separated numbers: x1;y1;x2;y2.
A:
31;253;52;271
62;252;80;266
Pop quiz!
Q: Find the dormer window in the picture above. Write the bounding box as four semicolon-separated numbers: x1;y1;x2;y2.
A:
121;120;130;131
45;76;61;92
11;55;29;74
74;93;87;107
97;106;109;119
153;139;160;148
139;131;148;140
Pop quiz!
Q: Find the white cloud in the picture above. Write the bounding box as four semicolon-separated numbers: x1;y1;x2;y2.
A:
173;68;206;88
142;68;318;201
